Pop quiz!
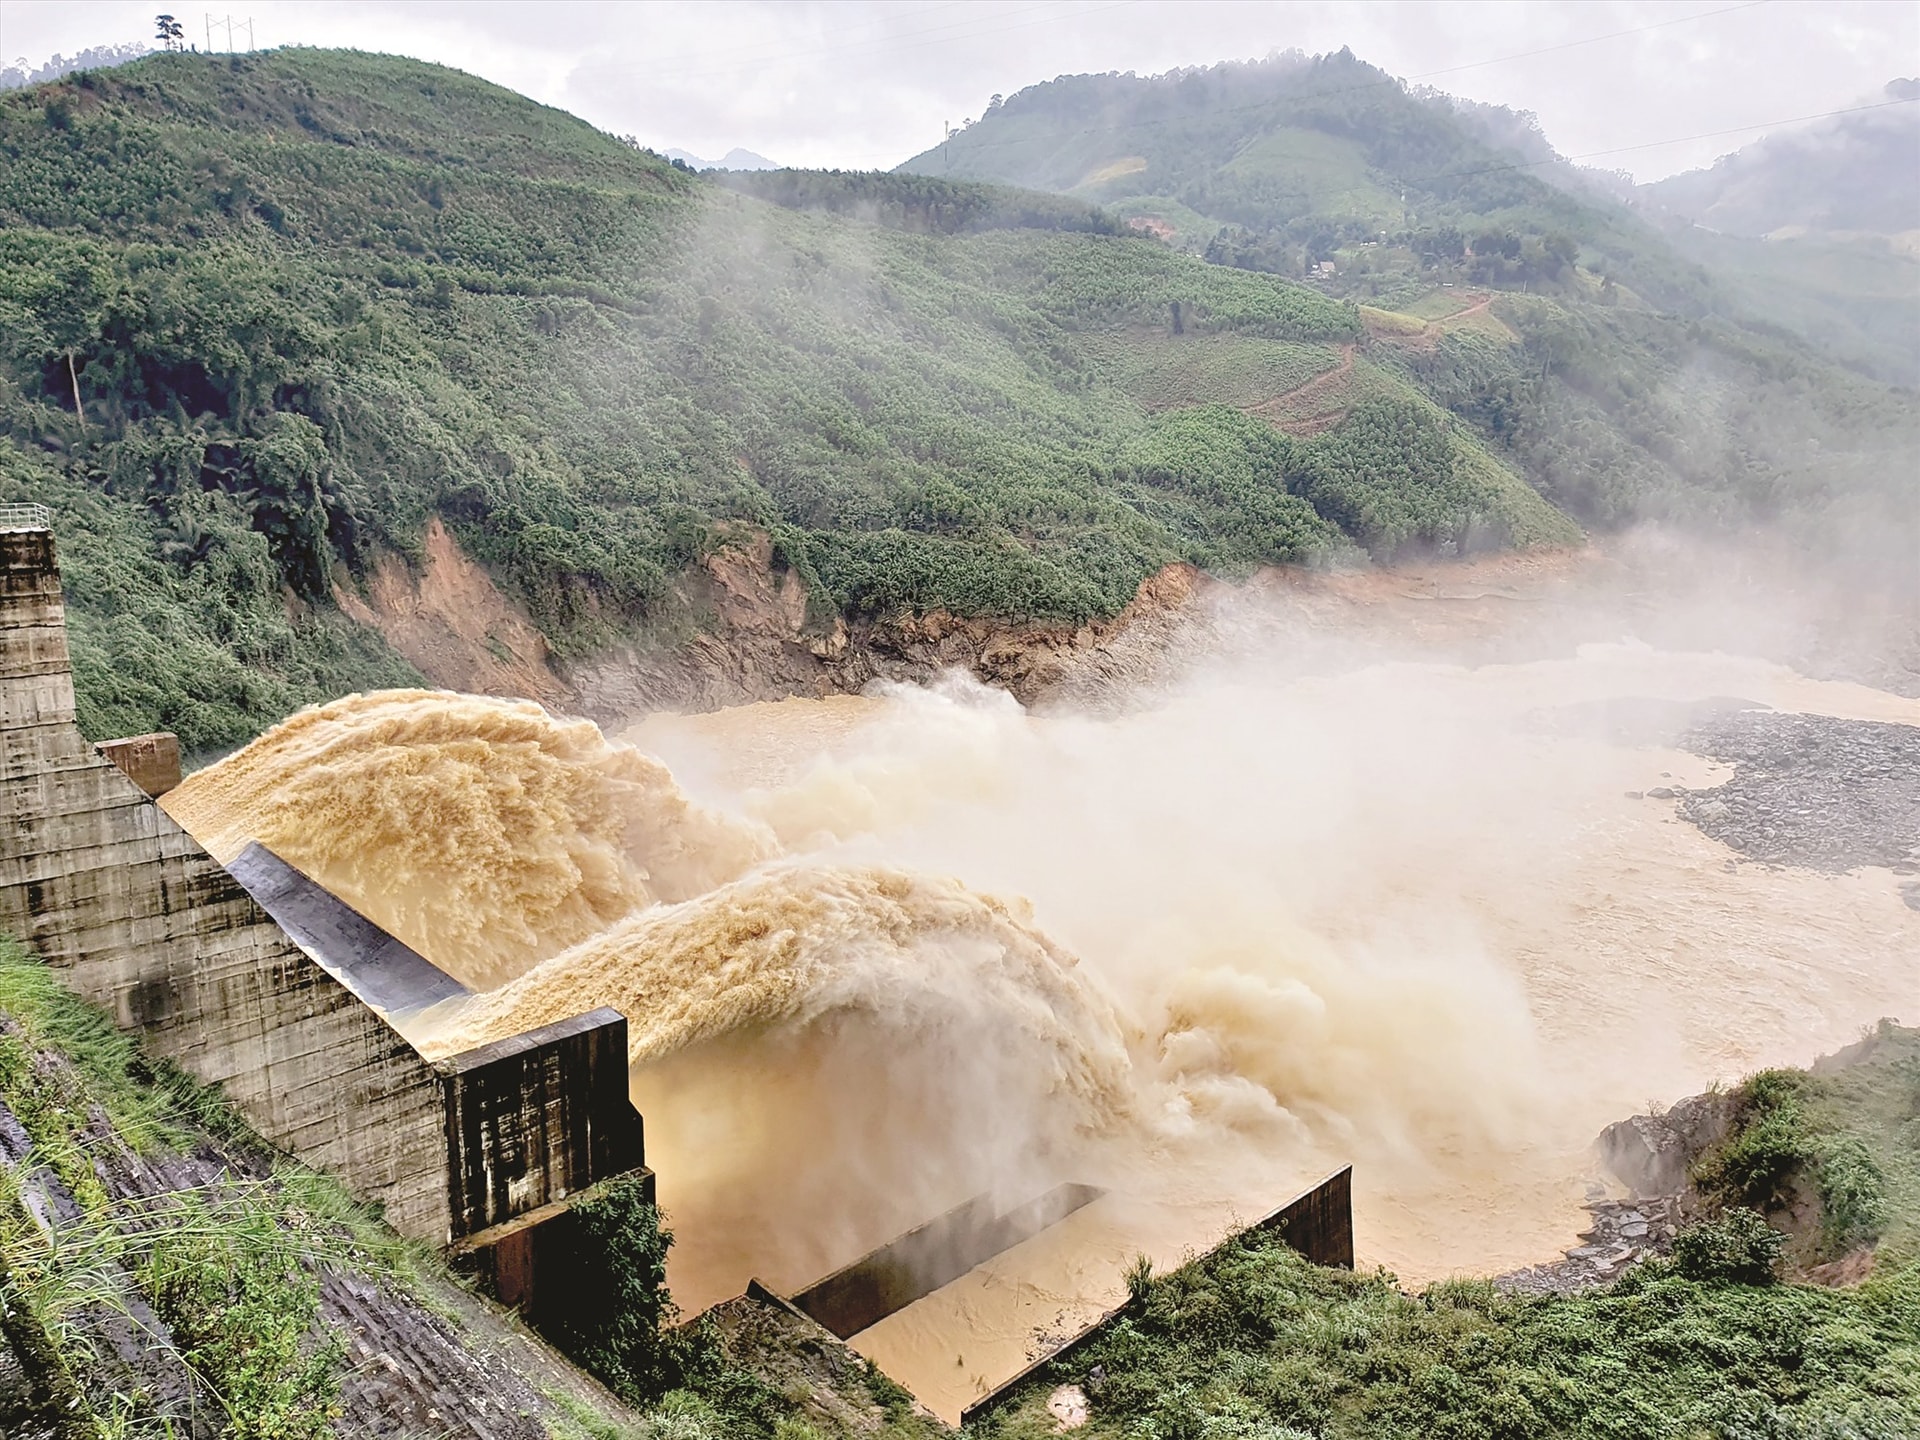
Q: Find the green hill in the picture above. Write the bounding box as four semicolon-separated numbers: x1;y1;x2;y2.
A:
898;51;1917;529
0;48;1911;751
896;50;1706;306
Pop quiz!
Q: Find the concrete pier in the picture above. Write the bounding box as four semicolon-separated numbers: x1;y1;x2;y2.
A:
0;521;649;1273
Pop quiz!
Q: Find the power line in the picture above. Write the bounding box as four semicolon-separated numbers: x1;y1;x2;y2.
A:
1406;1;1767;85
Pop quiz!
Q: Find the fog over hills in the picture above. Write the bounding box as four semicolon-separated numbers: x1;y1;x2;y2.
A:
663;146;784;172
898;51;1920;382
1642;80;1920;239
0;46;1912;753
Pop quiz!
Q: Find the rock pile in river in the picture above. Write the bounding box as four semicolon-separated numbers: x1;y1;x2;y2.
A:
1677;711;1920;872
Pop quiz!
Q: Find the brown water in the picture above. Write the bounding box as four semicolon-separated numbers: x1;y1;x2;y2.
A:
616;648;1920;1412
163;689;771;988
163;615;1920;1421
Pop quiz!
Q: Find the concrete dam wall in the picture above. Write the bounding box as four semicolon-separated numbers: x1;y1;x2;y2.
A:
0;520;647;1262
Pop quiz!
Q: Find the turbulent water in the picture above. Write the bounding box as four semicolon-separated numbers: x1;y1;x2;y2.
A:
163;689;772;987
164;567;1920;1419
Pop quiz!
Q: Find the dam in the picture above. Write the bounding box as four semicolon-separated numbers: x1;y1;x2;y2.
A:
0;508;1351;1417
0;509;648;1306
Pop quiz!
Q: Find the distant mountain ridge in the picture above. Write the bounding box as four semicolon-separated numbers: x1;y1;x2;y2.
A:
1;42;151;90
894;49;1714;313
663;146;782;171
1641;80;1920;238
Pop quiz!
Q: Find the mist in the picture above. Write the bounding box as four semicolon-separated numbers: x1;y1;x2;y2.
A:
161;522;1919;1412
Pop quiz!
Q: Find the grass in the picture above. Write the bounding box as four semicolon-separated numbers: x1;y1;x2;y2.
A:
0;936;353;1435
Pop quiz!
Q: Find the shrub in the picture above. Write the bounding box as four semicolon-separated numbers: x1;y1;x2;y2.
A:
1815;1135;1889;1249
1671;1208;1785;1285
1125;1252;1155;1308
541;1174;680;1405
1695;1069;1813;1212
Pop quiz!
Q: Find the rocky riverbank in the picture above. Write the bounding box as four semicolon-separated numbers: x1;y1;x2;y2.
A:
1674;710;1920;874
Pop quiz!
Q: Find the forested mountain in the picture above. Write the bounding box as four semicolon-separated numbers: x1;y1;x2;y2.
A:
897;51;1920;385
896;50;1702;304
0;49;1911;751
0;43;149;91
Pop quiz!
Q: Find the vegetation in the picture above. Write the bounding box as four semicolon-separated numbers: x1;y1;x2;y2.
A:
899;50;1715;310
0;45;1910;759
1;46;1580;749
712;168;1124;237
1692;1025;1920;1268
979;1025;1920;1440
904;51;1918;536
543;1175;686;1405
0;935;352;1435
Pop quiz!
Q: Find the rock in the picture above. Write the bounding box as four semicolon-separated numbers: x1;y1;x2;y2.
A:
1047;1384;1090;1430
1598;1093;1729;1198
1678;712;1920;873
1647;787;1676;799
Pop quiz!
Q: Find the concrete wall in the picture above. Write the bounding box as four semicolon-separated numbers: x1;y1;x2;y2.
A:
94;733;181;797
790;1183;1103;1339
1245;1164;1353;1269
441;1008;646;1237
0;527;647;1254
0;528;454;1239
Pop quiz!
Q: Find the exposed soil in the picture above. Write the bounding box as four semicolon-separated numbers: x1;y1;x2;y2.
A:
335;522;1222;724
562;537;1218;724
333;516;568;706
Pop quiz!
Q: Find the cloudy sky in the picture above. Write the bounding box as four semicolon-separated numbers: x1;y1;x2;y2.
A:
3;0;1913;179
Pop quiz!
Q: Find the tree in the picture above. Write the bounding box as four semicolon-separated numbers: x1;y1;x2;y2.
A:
155;14;185;50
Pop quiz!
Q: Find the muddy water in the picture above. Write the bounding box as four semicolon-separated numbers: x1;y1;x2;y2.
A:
161;586;1920;1424
621;648;1919;1417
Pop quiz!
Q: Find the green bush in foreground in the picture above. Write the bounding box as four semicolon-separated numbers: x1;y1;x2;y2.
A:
1671;1207;1784;1285
543;1173;684;1405
984;1028;1920;1440
980;1230;1920;1440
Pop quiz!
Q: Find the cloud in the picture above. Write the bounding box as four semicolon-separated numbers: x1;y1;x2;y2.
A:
1;0;1912;180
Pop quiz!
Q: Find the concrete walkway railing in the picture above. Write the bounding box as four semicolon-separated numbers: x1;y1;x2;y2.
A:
0;503;52;533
